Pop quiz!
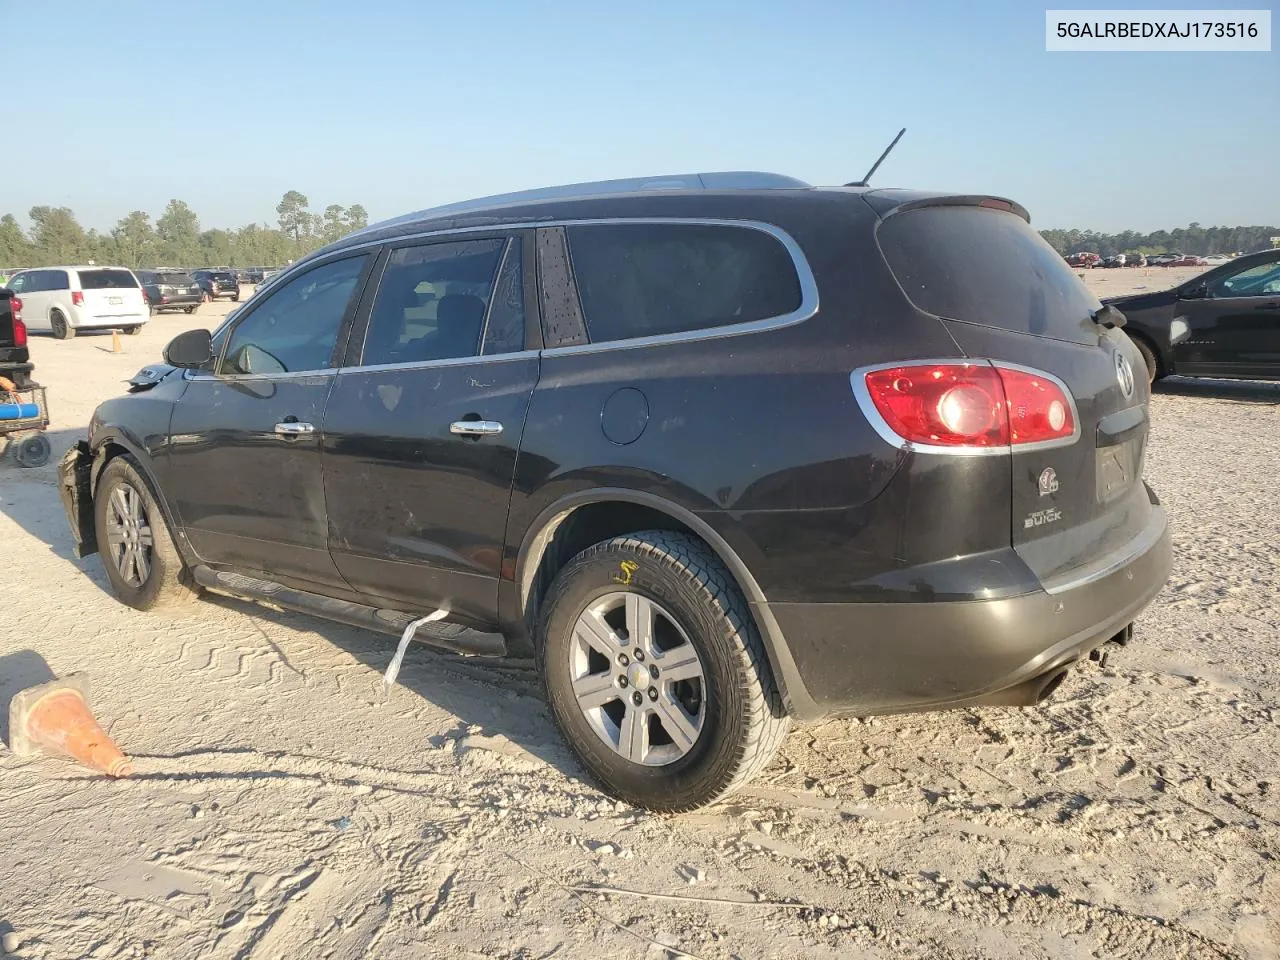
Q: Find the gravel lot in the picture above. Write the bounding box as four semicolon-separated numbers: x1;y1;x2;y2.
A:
1;270;1276;959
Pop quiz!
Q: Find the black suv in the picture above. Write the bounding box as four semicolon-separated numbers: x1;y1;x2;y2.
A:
59;173;1170;811
1109;249;1280;382
192;269;240;302
137;270;203;314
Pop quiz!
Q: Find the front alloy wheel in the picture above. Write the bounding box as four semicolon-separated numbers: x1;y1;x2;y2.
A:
569;592;706;766
104;481;154;587
94;455;199;611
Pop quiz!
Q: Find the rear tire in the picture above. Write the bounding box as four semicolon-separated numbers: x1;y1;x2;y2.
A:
51;311;73;340
184;305;197;314
123;325;142;336
540;530;790;812
94;455;199;611
1129;335;1161;382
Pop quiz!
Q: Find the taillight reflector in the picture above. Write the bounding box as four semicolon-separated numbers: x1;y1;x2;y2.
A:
860;362;1076;451
72;290;85;306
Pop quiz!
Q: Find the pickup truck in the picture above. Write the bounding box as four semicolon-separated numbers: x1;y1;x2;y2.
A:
0;288;34;387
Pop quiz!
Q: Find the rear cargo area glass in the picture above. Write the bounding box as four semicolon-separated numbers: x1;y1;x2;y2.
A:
78;269;138;289
878;206;1101;345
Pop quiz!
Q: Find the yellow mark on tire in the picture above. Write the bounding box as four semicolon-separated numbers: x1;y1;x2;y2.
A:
613;560;638;586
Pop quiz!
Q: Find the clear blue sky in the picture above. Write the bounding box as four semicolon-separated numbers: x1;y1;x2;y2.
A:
5;0;1276;234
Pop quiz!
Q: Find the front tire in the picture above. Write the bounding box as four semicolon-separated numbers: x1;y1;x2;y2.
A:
51;311;74;340
540;531;790;812
94;456;199;611
1129;335;1161;382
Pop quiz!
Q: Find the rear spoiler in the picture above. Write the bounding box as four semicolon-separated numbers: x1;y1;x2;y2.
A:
861;191;1031;224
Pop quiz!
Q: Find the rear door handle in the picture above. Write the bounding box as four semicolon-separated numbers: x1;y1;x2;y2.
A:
274;421;315;436
449;420;504;437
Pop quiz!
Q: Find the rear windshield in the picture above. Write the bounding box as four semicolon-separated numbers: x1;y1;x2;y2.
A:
78;269;139;290
157;272;194;283
878;205;1101;344
210;272;235;281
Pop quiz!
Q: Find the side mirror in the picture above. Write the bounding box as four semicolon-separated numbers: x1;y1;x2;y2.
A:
163;328;214;368
1179;283;1208;300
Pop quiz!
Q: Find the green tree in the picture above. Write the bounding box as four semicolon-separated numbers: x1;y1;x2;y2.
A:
112;211;155;268
0;213;32;266
156;199;201;265
28;206;87;265
199;228;235;267
320;203;347;244
276;190;312;246
344;204;368;232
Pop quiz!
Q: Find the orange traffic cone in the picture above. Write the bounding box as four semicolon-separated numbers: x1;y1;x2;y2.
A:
8;674;133;777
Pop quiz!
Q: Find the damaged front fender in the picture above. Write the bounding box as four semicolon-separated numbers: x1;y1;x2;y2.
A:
58;440;98;558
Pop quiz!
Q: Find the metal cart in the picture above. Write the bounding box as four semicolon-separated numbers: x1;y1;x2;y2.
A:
0;383;52;467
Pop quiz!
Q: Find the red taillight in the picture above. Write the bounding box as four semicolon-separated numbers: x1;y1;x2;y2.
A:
72;290;84;306
861;362;1075;450
142;289;149;305
995;365;1075;445
10;297;27;347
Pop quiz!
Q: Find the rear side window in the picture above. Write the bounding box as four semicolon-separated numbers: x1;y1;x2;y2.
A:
47;270;70;291
878;206;1100;344
565;222;802;344
361;238;507;366
78;269;137;290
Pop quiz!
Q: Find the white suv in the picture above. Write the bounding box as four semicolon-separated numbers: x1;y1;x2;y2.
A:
6;266;149;339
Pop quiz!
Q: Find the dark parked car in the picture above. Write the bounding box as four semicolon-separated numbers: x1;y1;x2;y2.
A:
238;266;267;284
192;269;240;301
1108;249;1280;381
58;172;1170;811
137;270;202;314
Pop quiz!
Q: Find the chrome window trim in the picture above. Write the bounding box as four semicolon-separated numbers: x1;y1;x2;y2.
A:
337;349;540;377
849;358;1082;458
218;218;817;371
186;368;337;383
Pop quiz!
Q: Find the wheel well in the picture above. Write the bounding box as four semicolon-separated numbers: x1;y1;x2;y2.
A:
1126;329;1166;377
526;501;723;637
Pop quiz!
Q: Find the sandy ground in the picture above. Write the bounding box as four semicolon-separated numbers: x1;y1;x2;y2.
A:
1;272;1277;960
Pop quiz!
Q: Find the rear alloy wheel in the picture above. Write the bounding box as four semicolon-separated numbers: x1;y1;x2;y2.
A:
94;456;199;611
541;531;790;812
50;311;74;340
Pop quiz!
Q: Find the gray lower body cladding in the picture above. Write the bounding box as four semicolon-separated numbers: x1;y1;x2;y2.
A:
764;503;1170;718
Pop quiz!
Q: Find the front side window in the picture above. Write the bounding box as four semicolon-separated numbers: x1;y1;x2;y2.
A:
219;255;368;376
361;238;507;366
7;273;27;293
1211;259;1280;298
565;222;802;344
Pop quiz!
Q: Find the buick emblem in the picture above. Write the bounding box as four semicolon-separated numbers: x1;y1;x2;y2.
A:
1037;467;1059;497
1116;352;1135;399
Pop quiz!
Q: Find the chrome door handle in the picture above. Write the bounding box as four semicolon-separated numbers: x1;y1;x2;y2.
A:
449;420;504;437
274;421;315;436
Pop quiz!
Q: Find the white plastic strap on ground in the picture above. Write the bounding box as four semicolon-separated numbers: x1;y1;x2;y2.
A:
383;609;449;690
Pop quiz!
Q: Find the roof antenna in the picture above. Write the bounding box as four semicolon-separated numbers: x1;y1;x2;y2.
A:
846;128;906;187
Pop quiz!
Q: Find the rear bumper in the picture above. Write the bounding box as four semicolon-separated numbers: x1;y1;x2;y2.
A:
71;314;149;329
765;502;1171;720
153;295;202;308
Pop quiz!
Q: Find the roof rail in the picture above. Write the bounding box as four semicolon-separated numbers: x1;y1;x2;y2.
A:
358;171;811;235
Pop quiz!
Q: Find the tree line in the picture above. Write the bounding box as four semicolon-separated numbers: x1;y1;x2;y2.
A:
1039;223;1279;259
0;190;368;270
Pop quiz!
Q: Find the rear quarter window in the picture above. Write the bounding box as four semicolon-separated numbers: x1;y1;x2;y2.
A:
878;205;1101;344
78;269;138;289
565;222;802;344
